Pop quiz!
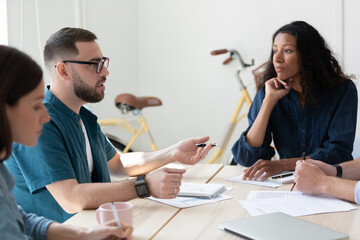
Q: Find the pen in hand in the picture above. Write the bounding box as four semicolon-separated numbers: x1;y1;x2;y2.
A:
290;152;305;191
196;143;217;147
110;202;127;240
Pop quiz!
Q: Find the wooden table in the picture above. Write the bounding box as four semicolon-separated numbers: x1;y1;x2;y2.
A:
64;163;223;239
65;164;360;239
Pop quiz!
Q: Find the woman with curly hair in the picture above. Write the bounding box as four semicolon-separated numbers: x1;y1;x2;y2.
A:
232;21;358;181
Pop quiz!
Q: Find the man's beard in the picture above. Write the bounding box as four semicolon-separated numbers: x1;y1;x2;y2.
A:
73;73;105;103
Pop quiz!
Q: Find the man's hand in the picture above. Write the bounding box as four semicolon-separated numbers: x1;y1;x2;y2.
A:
242;159;286;181
303;159;337;176
146;168;186;199
171;136;214;165
294;160;328;194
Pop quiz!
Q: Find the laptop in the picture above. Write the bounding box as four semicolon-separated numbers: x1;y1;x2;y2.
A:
218;212;349;240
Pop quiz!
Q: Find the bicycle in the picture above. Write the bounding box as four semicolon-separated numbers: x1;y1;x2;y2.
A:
98;93;162;153
98;50;266;165
205;49;262;164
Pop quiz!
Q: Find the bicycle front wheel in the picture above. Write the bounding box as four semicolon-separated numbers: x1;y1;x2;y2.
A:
106;134;133;153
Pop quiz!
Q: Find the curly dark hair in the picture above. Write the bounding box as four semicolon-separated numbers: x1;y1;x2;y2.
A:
260;21;349;103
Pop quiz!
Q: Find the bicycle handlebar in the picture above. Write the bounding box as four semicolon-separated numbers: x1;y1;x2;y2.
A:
222;57;233;65
211;49;228;55
211;48;254;68
211;48;255;90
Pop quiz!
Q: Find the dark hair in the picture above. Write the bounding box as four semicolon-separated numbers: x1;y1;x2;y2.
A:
44;27;97;71
0;45;43;161
260;21;348;102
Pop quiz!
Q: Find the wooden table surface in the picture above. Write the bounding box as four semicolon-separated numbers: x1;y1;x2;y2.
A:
65;164;360;239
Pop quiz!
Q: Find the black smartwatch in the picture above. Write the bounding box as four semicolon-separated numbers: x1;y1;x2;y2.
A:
334;164;343;178
135;174;150;198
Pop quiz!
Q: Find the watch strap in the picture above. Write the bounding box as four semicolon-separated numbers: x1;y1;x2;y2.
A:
136;174;145;181
334;164;342;178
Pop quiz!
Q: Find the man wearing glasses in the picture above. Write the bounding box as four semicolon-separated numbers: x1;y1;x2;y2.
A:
5;27;213;223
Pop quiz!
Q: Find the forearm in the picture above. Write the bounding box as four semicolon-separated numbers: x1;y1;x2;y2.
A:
321;176;357;203
47;223;87;240
121;147;174;176
246;98;276;147
340;158;360;180
47;179;137;213
279;158;300;171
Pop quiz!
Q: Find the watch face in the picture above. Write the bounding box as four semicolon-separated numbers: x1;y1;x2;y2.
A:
136;184;149;197
135;181;150;197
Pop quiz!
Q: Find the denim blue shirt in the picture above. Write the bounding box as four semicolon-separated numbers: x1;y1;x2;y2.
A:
5;87;117;223
232;80;358;166
0;162;53;240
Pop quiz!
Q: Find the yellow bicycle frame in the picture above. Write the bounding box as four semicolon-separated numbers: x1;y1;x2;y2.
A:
98;113;157;153
206;89;252;164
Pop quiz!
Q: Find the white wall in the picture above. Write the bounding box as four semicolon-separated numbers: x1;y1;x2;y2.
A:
6;0;360;162
6;0;139;119
137;0;360;161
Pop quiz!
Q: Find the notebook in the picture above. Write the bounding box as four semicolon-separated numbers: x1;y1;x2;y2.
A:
178;182;226;199
218;212;349;240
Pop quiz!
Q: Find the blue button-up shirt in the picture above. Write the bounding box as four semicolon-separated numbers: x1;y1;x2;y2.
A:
0;162;53;239
232;80;358;166
5;87;117;223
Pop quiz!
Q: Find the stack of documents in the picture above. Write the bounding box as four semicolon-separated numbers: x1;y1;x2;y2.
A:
240;190;357;217
177;182;226;198
148;182;232;208
227;171;294;188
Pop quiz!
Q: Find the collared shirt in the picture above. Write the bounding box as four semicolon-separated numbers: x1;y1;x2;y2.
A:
232;80;358;167
5;87;117;223
0;162;52;240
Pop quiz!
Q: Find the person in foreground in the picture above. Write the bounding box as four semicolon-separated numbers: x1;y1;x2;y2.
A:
231;21;357;181
0;45;132;240
5;27;213;223
294;158;360;204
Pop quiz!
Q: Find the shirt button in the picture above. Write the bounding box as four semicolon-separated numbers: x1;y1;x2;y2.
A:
302;143;305;147
302;129;305;133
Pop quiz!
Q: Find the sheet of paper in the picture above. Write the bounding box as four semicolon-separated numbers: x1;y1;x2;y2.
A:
227;171;295;187
227;175;282;188
239;191;357;217
246;190;304;200
148;187;232;208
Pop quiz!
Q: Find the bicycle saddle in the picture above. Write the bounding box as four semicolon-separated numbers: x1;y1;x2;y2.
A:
115;93;162;111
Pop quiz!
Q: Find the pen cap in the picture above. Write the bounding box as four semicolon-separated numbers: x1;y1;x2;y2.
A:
96;202;133;226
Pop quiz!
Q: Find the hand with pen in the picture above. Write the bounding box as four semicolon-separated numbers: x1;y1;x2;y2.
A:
47;219;133;240
294;159;330;194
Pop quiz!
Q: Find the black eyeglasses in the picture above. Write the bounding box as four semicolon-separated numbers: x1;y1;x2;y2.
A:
58;57;110;73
